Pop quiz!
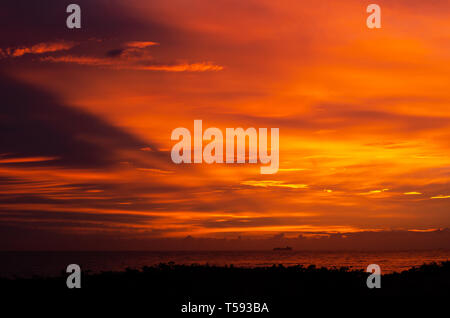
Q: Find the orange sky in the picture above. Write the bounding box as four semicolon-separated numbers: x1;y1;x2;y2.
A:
0;0;449;245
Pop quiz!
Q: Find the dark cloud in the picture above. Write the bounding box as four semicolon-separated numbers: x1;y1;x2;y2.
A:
0;74;162;168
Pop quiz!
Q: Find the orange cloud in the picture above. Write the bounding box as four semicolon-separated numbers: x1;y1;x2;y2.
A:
360;189;390;195
0;156;58;164
431;195;450;199
138;62;223;72
0;41;76;58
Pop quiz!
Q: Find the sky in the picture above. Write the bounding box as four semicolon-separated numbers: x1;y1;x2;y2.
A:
0;0;449;249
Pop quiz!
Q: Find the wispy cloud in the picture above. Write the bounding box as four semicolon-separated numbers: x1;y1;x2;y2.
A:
137;62;223;72
1;0;450;245
0;41;77;58
37;40;223;72
125;41;159;49
40;55;112;66
0;156;58;164
40;55;223;72
431;195;450;199
360;189;390;195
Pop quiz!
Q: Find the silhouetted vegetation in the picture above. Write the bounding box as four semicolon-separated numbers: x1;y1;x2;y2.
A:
2;261;449;296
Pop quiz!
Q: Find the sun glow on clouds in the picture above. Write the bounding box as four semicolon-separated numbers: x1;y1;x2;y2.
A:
1;0;450;242
241;180;308;189
40;55;222;72
125;41;159;48
24;38;224;72
360;189;389;195
431;195;450;199
0;156;58;164
0;41;77;58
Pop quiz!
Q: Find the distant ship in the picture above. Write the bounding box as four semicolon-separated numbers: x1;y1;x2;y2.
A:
273;246;293;251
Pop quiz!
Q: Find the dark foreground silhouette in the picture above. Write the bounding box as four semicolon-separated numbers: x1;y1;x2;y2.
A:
2;261;449;314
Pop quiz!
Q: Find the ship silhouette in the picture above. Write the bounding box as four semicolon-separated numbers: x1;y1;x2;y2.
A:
273;246;293;251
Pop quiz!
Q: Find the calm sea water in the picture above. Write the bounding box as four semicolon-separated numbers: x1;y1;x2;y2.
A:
1;250;449;278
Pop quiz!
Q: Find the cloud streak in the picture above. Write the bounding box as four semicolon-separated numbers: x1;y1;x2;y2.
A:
30;39;224;72
40;55;223;72
0;0;449;248
0;41;77;58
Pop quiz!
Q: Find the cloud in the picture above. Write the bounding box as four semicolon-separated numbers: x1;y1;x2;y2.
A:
431;195;450;199
36;39;223;72
0;74;163;168
41;55;115;66
0;0;177;46
125;41;159;49
0;156;58;164
0;41;77;58
106;41;158;59
241;180;308;189
360;189;390;195
136;168;174;174
41;55;223;72
137;62;223;72
1;0;449;246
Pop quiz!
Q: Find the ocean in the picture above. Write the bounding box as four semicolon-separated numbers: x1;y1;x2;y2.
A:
1;250;449;278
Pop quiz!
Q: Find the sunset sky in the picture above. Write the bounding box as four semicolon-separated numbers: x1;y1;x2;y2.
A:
0;0;449;248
